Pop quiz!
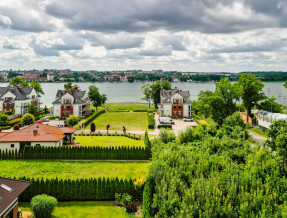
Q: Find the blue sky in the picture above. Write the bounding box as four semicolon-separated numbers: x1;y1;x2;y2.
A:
0;0;287;71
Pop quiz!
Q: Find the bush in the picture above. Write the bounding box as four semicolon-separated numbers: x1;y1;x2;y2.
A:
13;124;20;130
66;115;78;127
90;122;96;132
28;104;37;115
0;127;2;132
114;193;132;206
157;124;172;129
31;194;57;218
20;113;35;126
159;129;176;143
125;202;138;216
147;112;155;129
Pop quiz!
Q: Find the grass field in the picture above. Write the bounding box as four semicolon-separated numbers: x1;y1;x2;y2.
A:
105;103;155;112
249;127;268;138
19;201;136;218
75;136;144;147
0;160;150;180
85;112;149;131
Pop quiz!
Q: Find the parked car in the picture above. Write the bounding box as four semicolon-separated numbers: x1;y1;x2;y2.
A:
183;117;194;122
40;117;49;122
159;117;175;124
35;120;43;124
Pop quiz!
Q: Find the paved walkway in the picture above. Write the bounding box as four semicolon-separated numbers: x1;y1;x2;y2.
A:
248;131;267;144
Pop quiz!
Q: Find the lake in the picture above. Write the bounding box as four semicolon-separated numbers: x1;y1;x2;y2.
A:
1;82;287;106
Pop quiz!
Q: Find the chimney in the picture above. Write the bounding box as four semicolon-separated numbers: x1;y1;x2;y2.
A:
33;129;37;135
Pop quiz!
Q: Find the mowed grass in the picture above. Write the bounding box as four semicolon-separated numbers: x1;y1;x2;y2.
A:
0;160;150;180
105;103;156;111
86;112;149;131
75;136;144;147
19;201;136;218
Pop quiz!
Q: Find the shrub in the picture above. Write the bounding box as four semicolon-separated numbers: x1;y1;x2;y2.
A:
20;113;35;126
90;122;96;132
125;202;138;216
159;129;176;143
106;124;110;130
114;193;133;206
0;113;8;122
28;104;37;115
31;194;57;218
0;127;2;132
13;124;20;130
147;112;155;129
66;115;78;127
157;124;172;129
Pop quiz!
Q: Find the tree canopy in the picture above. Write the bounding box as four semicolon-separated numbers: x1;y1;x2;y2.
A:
30;81;44;95
88;85;107;111
237;73;265;122
9;77;28;87
64;82;79;90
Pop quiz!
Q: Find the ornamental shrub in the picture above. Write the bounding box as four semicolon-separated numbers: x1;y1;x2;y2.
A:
20;113;35;126
90;122;96;132
13;124;20;130
31;194;57;218
66;115;78;127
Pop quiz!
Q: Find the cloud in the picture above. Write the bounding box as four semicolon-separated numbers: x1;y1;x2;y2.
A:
0;15;12;27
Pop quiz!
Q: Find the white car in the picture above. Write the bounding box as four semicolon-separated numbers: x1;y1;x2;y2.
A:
183;117;194;122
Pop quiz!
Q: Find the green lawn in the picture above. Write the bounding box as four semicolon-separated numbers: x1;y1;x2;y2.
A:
249;127;268;138
85;112;149;131
75;136;144;147
0;160;150;180
105;103;155;112
19;201;136;218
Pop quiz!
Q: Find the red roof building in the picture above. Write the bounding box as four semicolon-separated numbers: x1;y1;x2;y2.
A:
0;123;76;150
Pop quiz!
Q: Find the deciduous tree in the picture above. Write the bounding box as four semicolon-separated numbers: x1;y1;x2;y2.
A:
88;85;107;111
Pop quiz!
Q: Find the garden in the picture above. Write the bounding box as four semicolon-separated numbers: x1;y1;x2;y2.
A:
75;136;144;147
0;160;150;180
19;201;137;218
85;112;150;131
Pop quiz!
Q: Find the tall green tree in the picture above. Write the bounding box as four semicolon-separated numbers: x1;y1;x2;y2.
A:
237;73;265;123
64;82;79;90
30;81;44;95
141;83;152;108
144;80;171;109
88;85;107;111
9;77;28;87
28;104;37;115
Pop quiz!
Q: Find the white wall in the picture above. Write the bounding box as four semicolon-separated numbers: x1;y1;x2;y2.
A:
61;93;74;104
73;104;79;117
31;141;62;147
183;105;189;117
0;142;20;150
163;104;172;116
53;104;61;117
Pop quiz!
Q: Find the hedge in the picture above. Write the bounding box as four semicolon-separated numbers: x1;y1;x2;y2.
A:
0;146;150;160
17;177;143;202
147;112;155;129
157;124;172;129
83;109;106;127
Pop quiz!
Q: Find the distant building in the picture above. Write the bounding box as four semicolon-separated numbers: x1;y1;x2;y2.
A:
53;88;90;117
0;87;40;114
172;78;180;83
158;87;192;118
258;110;287;129
104;75;121;81
18;75;47;82
47;73;56;81
0;177;30;218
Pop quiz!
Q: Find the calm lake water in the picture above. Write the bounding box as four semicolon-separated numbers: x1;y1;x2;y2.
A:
1;82;287;106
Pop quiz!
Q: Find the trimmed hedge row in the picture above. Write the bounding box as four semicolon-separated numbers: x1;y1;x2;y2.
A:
83;109;106;127
0;146;150;160
17;177;143;202
147;112;155;129
75;133;140;140
157;124;172;129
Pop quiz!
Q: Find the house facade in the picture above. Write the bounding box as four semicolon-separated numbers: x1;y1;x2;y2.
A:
0;123;76;151
0;177;30;218
53;88;90;117
0;87;40;115
158;88;192;118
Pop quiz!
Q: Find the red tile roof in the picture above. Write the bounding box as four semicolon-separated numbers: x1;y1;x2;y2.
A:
0;124;76;142
0;177;30;216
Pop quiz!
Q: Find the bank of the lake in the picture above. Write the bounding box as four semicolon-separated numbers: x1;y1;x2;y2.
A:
1;82;286;106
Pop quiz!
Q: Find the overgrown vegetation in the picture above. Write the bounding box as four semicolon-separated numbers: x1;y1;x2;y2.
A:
143;113;287;217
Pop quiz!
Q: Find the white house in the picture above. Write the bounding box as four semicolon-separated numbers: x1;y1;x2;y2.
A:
0;87;40;115
258;110;287;129
158;87;192;118
0;123;76;150
53;88;90;117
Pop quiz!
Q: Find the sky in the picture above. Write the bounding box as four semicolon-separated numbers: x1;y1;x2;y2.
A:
0;0;287;72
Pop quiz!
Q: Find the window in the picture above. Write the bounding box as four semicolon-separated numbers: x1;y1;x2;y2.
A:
179;106;182;109
173;111;177;115
64;105;66;109
10;144;14;148
174;106;176;109
178;111;181;115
